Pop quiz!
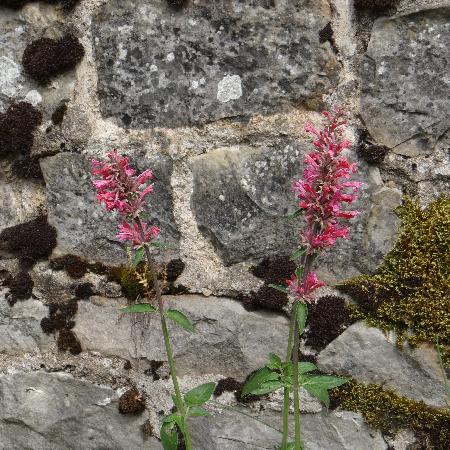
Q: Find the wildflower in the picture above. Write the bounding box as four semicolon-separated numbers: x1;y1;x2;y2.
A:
294;109;362;255
116;221;160;248
286;271;325;303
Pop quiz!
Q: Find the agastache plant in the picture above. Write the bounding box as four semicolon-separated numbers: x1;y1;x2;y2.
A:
92;150;215;450
242;109;362;450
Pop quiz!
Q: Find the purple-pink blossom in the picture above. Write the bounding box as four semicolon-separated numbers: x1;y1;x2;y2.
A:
117;221;160;248
286;272;326;304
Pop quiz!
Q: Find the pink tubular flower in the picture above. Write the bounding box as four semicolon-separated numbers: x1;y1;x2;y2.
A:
294;109;362;255
116;221;160;248
286;272;325;303
91;150;154;219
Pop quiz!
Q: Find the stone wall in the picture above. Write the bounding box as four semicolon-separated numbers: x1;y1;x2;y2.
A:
0;0;448;449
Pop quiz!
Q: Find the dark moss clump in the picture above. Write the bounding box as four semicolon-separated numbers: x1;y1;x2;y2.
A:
166;0;188;9
7;272;34;306
297;351;318;366
123;360;132;370
354;0;399;13
214;377;243;397
331;380;450;449
118;388;146;414
0;215;57;267
141;419;154;437
74;282;94;299
22;34;84;83
240;256;296;312
40;298;77;334
51;103;67;125
57;329;82;354
304;296;355;350
11;156;43;179
357;129;389;164
50;254;88;278
0;102;42;158
144;360;164;381
338;197;450;361
165;258;185;283
2;0;80;11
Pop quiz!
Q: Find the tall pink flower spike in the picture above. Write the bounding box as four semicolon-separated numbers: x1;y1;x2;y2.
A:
288;108;362;303
91;150;160;246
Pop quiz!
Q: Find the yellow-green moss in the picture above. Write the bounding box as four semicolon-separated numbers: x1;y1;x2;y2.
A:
338;196;450;362
331;380;450;449
108;265;154;300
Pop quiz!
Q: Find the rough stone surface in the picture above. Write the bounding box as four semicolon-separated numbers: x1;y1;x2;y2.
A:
75;294;289;378
41;152;179;266
317;322;448;407
0;371;160;450
190;408;387;450
92;0;338;128
360;7;450;149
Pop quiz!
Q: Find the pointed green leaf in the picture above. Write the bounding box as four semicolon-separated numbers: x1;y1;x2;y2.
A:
162;413;181;424
150;241;177;250
132;247;145;267
267;353;282;370
298;362;317;374
165;309;195;333
268;284;289;294
296;302;308;335
303;384;331;407
187;406;210;417
160;422;178;450
290;247;306;262
120;303;157;314
184;382;216;406
242;367;281;397
302;374;350;390
295;266;304;280
248;380;284;396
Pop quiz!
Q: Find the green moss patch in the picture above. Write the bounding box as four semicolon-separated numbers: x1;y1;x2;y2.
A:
338;197;450;361
331;380;450;449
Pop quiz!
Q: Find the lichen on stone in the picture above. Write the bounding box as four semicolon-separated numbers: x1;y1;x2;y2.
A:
331;380;450;449
22;34;84;83
338;196;450;362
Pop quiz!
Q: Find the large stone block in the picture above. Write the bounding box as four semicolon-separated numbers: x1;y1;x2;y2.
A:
92;0;338;128
360;7;450;149
41;152;179;266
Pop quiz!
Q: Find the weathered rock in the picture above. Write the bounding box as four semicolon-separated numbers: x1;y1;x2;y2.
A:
190;408;387;450
360;7;450;149
0;371;160;449
0;291;52;354
92;0;338;128
191;142;389;280
317;322;448;407
74;294;289;378
41;152;179;266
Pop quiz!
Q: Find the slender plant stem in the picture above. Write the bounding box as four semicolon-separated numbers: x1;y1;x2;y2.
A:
282;304;297;448
292;320;302;449
135;218;193;450
435;338;450;409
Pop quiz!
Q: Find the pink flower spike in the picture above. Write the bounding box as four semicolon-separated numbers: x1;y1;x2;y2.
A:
286;271;325;303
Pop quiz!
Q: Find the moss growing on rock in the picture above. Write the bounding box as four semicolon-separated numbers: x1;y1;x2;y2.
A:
11;156;43;179
50;254;88;278
353;0;399;13
57;329;82;354
118;388;146;414
8;271;34;306
22;34;84;83
0;102;42;158
0;215;57;267
331;380;450;449
2;0;80;11
356;129;389;165
338;196;450;361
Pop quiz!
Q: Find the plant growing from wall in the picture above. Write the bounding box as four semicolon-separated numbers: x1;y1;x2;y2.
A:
242;109;362;449
92;150;214;450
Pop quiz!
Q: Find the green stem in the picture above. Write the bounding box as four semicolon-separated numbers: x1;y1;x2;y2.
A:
292;320;302;449
282;304;297;448
435;338;450;409
135;218;193;450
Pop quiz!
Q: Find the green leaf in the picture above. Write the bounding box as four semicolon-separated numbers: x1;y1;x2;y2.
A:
241;367;281;397
150;241;177;250
296;302;308;335
132;247;145;267
303;384;331;407
165;309;195;333
268;284;289;294
295;266;304;280
249;380;285;396
184;382;216;406
160;422;178;450
290;247;306;262
187;406;210;417
283;208;304;222
267;353;282;370
162;413;181;424
301;375;350;407
298;362;317;374
120;303;157;314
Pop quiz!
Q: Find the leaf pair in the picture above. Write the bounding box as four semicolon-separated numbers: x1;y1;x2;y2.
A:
121;304;195;333
160;382;216;450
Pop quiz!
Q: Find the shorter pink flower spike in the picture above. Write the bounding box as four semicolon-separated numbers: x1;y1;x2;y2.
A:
286;272;325;304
